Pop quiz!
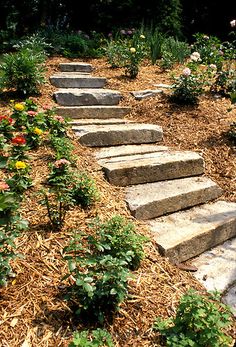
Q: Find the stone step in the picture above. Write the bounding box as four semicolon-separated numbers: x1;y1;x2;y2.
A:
50;74;106;88
99;150;204;186
56;106;131;119
126;176;223;220
70;118;128;126
54;88;122;106
96;144;168;160
148;200;236;263
190;238;236;315
59;62;93;73
73;123;163;147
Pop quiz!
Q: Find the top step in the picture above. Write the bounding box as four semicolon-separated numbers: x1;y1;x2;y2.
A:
59;62;93;73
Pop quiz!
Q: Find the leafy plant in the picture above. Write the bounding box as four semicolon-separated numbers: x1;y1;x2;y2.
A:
69;328;114;347
0;183;28;286
153;289;233;347
148;29;166;64
169;67;204;105
71;172;99;209
104;39;128;68
228;121;236;144
63;231;130;322
7;160;32;194
89;215;147;270
160;36;190;69
0;48;46;95
49;134;75;161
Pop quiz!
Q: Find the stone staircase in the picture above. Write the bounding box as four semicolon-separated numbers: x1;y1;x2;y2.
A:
51;62;236;313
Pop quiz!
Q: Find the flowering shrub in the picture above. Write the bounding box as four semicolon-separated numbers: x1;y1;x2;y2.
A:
7;160;32;194
169;67;204;105
0;115;14;141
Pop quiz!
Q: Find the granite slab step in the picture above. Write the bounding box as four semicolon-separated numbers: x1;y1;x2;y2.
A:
59;62;93;72
126;176;223;220
56;106;131;119
54;88;122;106
50;74;106;88
99;150;204;186
73;123;163;147
70;118;128;126
96;144;168;160
148;200;236;263
190;238;236;306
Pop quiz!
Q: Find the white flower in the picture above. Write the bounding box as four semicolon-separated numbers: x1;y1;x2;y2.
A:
130;47;136;53
209;64;217;70
230;19;236;28
182;67;191;76
190;52;201;62
140;34;145;39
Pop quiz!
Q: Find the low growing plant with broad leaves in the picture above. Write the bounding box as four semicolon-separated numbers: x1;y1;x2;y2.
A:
69;328;114;347
63;232;130;323
153;289;233;346
88;215;147;270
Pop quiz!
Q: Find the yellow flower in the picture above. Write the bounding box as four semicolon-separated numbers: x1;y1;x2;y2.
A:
15;161;27;170
130;47;136;53
33;127;43;136
140;34;145;39
14;103;24;112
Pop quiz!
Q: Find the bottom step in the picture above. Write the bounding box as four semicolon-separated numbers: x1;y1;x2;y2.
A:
148;200;236;263
190;238;236;315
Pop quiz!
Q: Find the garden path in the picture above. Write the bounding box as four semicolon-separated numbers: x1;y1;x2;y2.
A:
50;62;236;314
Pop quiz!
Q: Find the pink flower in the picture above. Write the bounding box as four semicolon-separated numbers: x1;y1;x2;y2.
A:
0;180;9;191
42;104;52;110
28;110;37;117
182;67;191;76
230;19;236;28
54;159;70;168
54;115;65;123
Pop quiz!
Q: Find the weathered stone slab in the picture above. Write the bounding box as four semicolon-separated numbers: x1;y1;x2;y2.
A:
148;200;236;263
50;74;106;88
100;150;204;186
73;123;163;147
56;106;131;119
153;83;173;89
131;89;163;100
190;237;236;316
191;238;236;292
70;118;128;126
96;144;168;160
54;89;122;106
126;176;222;220
59;62;93;72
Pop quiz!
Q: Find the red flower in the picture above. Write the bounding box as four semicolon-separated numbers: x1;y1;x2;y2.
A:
11;136;26;145
0;115;13;124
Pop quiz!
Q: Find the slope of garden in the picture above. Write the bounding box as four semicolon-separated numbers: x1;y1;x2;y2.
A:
0;56;235;346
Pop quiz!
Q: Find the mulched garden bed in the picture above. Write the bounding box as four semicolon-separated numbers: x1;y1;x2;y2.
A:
0;56;235;346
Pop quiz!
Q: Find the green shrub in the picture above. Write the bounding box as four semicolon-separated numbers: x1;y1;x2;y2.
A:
169;67;204;105
89;215;147;270
148;29;166;64
160;36;190;69
63;233;130;322
153;289;233;347
71;172;99;209
104;39;128;68
69;328;114;347
0;48;45;95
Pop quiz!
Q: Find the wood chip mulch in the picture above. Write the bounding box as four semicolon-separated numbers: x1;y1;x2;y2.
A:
0;57;235;346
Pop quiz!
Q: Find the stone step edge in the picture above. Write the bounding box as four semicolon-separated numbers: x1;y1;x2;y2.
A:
125;176;223;220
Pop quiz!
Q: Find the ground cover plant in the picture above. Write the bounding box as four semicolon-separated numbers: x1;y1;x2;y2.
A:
0;23;235;346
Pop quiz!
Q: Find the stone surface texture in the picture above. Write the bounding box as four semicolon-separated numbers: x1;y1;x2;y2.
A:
131;89;163;100
125;176;222;220
56;106;131;119
54;88;122;106
100;150;204;186
50;74;106;88
148;200;236;263
73;123;163;147
59;62;93;72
